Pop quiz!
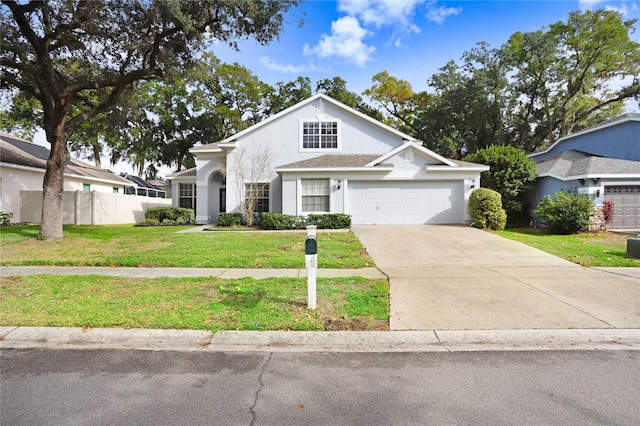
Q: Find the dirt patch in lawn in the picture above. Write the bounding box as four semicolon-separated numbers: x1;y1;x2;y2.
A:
324;317;389;331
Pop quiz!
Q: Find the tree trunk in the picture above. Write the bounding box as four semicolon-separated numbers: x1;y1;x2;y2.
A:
39;107;68;241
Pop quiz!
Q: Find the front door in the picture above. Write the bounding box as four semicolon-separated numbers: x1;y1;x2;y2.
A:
220;187;226;213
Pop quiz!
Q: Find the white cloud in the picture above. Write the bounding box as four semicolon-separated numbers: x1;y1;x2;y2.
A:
338;0;425;28
605;2;640;18
259;57;309;73
303;16;376;67
425;2;462;24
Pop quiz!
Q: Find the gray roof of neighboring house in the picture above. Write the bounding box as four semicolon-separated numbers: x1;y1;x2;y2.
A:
276;154;391;169
536;150;640;178
0;131;129;184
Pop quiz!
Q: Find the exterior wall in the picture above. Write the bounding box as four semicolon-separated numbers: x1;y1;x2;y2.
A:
222;98;408;219
0;166;44;223
20;191;170;225
531;119;640;162
1;164;126;223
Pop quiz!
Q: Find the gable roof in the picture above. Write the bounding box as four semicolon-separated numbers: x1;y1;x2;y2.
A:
191;94;419;153
276;154;393;171
529;113;640;159
0;131;129;185
367;141;457;167
536;150;640;180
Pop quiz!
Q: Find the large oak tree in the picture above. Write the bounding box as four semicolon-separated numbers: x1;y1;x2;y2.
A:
1;0;299;240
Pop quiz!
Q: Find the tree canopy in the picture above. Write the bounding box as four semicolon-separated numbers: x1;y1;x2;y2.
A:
1;0;299;239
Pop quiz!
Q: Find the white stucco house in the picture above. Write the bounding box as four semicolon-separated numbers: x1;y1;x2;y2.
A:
168;94;489;225
0;131;130;223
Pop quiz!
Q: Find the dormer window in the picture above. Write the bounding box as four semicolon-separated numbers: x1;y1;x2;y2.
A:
300;120;340;151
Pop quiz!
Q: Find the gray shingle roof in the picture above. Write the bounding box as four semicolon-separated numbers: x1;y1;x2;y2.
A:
536;150;640;178
277;154;389;169
0;131;129;184
167;167;196;178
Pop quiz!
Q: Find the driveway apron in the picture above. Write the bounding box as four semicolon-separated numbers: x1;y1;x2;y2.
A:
352;225;640;331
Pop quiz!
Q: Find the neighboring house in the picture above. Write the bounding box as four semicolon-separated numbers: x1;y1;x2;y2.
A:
1;131;131;223
168;94;489;225
529;113;640;229
122;174;167;198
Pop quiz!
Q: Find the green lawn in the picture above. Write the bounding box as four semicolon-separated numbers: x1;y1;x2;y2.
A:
495;228;640;267
0;275;389;331
0;225;373;268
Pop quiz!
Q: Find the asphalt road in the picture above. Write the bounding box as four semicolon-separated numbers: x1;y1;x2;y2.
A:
2;349;639;425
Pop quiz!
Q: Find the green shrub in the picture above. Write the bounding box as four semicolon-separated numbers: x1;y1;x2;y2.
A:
261;213;352;230
533;189;594;234
307;213;352;229
0;211;13;226
463;145;537;226
217;212;243;227
262;213;307;230
144;207;194;225
469;188;507;230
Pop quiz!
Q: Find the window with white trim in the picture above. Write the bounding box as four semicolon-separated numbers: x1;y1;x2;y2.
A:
178;183;196;210
301;120;339;150
302;178;330;213
245;183;270;213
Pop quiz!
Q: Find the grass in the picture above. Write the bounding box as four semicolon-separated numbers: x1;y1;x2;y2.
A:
0;275;389;331
0;225;374;268
495;228;640;267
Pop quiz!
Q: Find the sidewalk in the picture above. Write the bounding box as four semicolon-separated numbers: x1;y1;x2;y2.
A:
0;266;387;279
2;264;638;352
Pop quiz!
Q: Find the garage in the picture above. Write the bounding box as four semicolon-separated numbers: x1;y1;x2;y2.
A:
604;186;640;229
348;180;465;225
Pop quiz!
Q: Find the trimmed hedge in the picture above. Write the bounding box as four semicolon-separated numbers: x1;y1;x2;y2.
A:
307;213;351;229
144;207;194;225
218;212;243;227
261;213;306;230
469;188;507;230
260;213;352;230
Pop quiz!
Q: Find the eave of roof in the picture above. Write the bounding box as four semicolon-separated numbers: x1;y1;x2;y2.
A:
529;113;640;158
191;94;420;153
1;132;129;185
535;150;640;180
166;167;197;178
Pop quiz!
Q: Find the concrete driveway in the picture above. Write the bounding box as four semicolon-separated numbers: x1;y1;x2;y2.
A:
352;225;640;331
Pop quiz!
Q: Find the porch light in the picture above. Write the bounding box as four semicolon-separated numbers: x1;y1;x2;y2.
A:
336;180;342;190
469;179;476;189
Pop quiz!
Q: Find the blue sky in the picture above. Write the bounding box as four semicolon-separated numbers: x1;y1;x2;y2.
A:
212;0;640;95
32;0;640;176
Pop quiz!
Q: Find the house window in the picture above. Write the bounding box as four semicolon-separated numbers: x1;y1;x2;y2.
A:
83;183;91;192
112;187;119;194
301;120;339;150
302;178;330;213
179;183;196;210
245;183;270;213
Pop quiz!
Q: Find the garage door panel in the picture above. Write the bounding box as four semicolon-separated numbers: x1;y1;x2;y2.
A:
604;186;640;229
349;180;464;225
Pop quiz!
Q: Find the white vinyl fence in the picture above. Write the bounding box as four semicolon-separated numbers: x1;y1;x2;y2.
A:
20;191;172;225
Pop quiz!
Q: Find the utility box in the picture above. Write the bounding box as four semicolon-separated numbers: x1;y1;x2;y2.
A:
627;238;640;259
305;235;317;255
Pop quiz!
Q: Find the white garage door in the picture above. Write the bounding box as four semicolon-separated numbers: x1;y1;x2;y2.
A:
604;186;640;229
348;180;464;225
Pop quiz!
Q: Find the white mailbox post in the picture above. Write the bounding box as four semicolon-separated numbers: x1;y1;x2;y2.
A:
305;225;318;310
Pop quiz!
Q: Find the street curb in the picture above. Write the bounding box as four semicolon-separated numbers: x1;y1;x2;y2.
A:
1;327;638;353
